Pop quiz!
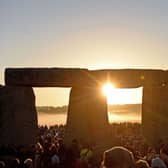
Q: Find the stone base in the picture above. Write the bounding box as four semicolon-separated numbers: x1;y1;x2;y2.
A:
64;87;111;152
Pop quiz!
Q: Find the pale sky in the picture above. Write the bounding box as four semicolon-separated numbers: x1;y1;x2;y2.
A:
1;1;168;106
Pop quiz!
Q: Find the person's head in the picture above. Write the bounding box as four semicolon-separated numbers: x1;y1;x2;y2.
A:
102;146;135;168
151;156;167;168
35;142;43;154
24;158;33;168
0;161;5;168
136;160;150;168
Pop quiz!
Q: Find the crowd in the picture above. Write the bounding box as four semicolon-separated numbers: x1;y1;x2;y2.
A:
0;123;168;168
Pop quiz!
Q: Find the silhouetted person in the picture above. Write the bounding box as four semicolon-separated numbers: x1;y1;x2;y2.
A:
102;146;135;168
0;161;5;168
24;158;33;168
136;159;150;168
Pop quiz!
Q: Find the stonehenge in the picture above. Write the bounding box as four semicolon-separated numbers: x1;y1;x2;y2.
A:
0;67;168;147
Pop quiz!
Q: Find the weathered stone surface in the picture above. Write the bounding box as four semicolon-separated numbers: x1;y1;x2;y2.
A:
0;86;38;146
5;68;91;87
142;86;168;147
5;68;168;88
64;87;110;151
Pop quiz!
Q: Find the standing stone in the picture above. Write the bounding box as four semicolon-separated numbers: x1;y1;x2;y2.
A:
142;86;168;147
65;87;110;151
0;86;38;146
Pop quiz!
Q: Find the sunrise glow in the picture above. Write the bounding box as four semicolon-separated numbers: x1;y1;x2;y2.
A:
102;83;142;105
102;83;116;96
102;82;118;104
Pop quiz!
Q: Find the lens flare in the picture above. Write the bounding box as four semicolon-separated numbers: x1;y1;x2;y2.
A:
102;83;115;96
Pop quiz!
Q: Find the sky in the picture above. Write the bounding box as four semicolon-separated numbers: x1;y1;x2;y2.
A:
1;1;168;106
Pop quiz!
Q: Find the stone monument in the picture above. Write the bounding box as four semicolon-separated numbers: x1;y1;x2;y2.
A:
0;67;168;148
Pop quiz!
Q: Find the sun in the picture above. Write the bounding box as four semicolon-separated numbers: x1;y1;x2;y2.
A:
102;82;123;105
102;83;116;96
102;82;118;104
